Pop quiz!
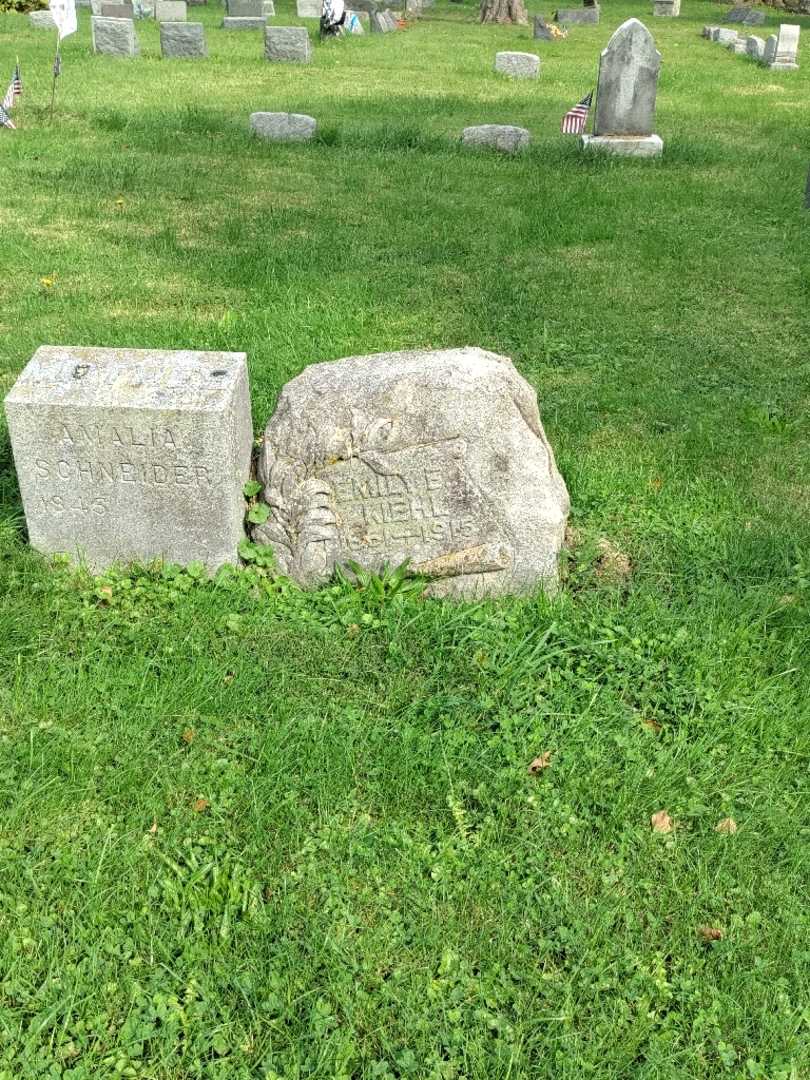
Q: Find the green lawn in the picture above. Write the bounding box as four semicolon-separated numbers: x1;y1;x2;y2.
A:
1;1;809;1076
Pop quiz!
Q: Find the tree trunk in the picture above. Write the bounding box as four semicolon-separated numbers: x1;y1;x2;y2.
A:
480;0;528;25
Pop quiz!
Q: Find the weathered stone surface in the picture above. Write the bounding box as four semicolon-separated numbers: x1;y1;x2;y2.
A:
382;9;398;28
724;5;765;24
581;132;663;157
461;124;530;153
92;16;140;55
250;111;316;141
4;347;253;573
296;0;320;14
763;33;777;62
227;0;262;15
770;22;799;67
593;18;660;138
263;0;275;14
101;3;135;17
716;27;739;43
161;20;206;55
494;51;540;77
223;15;266;26
745;33;765;57
729;35;747;51
29;10;57;27
554;5;599;23
155;0;186;18
265;24;311;59
702;24;718;36
534;15;555;38
370;9;388;30
251;348;569;598
653;0;679;16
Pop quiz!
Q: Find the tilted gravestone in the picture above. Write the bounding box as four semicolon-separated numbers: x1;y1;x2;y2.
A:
4;347;253;572
250;112;317;141
769;23;799;69
581;18;663;157
370;10;389;30
155;0;187;19
265;25;311;59
494;51;541;77
92;15;140;55
161;20;206;55
724;5;765;24
461;124;530;153
250;348;569;598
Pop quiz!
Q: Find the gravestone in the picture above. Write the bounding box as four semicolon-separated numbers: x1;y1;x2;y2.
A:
582;18;662;157
383;9;398;28
554;6;599;23
715;27;738;43
29;10;57;27
227;0;262;14
265;25;312;60
101;3;135;17
161;20;206;55
494;51;541;77
769;23;799;68
729;36;747;52
534;15;555;38
724;5;765;24
745;33;764;57
92;16;140;55
763;33;777;62
223;14;265;25
263;0;274;13
4;347;253;573
251;348;569;598
155;0;186;18
296;0;320;15
370;9;390;29
702;24;719;36
250;111;317;141
461;124;530;153
653;0;679;16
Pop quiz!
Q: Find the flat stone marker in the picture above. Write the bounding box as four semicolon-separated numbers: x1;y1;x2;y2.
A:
554;5;598;23
223;15;266;26
770;23;799;69
725;5;765;24
4;347;253;573
494;51;540;77
652;0;679;16
29;10;57;27
265;25;312;61
250;111;316;141
92;16;140;55
296;0;320;15
461;124;530;153
155;0;187;19
161;20;206;55
582;18;662;157
101;3;135;17
251;348;569;598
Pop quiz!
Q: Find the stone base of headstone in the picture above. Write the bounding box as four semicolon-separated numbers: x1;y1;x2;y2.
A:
92;15;140;55
222;15;266;27
250;112;317;141
461;125;530;153
580;133;663;158
494;51;540;77
768;60;799;69
161;20;206;55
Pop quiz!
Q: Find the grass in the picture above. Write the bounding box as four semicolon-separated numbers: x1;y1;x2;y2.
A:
1;0;809;1076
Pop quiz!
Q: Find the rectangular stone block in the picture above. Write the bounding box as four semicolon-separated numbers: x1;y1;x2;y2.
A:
554;5;599;23
296;0;320;15
155;0;187;19
100;3;135;17
161;20;206;55
652;0;679;15
227;0;263;15
264;25;311;60
4;347;253;573
771;22;799;67
29;9;57;27
223;15;266;26
91;15;140;55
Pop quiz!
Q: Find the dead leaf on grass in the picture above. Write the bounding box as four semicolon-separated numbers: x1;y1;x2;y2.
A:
651;810;674;834
148;819;158;835
181;727;195;745
715;817;738;835
528;752;552;773
595;538;632;582
641;717;662;734
193;798;209;813
698;925;723;941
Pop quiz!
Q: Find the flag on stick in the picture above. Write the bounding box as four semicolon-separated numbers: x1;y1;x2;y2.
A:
2;64;21;112
53;52;62;77
0;104;16;130
561;91;593;136
12;63;22;97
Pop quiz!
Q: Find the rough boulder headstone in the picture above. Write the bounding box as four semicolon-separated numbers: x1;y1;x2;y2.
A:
3;347;253;572
250;111;317;141
581;18;663;157
92;16;140;55
461;124;530;153
161;20;206;55
264;25;312;60
251;348;569;598
494;51;541;77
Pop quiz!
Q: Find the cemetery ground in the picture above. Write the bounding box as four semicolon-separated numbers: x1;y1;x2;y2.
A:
0;0;809;1075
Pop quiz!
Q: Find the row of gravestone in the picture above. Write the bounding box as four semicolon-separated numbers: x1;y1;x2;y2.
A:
3;345;570;600
702;22;800;69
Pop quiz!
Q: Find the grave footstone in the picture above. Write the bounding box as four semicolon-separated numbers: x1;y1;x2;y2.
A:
29;10;57;27
4;347;253;573
223;15;266;26
264;25;312;60
494;51;541;77
161;20;206;55
250;348;569;598
250;111;317;141
554;5;598;24
461;124;530;153
724;5;765;24
745;33;765;57
769;23;799;68
582;18;662;157
92;15;140;55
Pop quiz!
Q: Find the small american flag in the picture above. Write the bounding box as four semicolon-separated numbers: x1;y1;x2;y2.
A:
561;91;593;136
0;104;16;130
53;53;62;78
13;64;22;97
